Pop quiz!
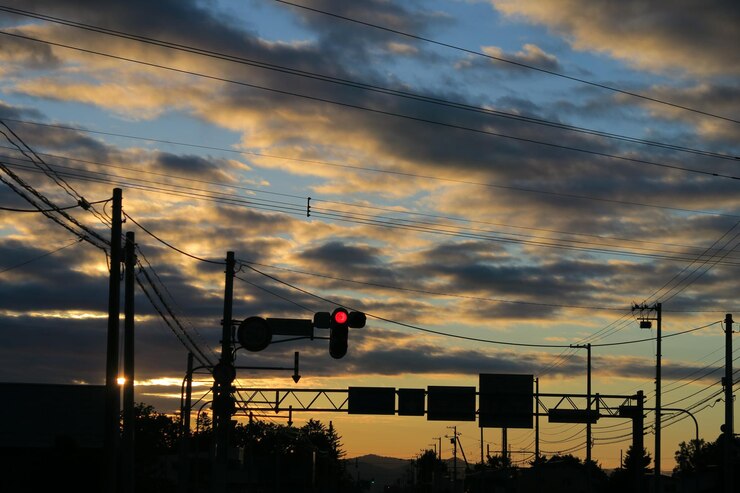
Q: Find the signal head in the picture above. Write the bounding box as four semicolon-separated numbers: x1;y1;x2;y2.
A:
333;308;349;325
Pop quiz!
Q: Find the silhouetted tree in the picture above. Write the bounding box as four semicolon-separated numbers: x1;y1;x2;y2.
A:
131;402;180;493
411;449;447;492
609;445;651;492
674;438;719;474
229;417;350;492
486;453;512;470
622;445;652;473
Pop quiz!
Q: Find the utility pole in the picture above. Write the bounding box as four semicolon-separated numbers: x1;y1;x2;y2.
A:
104;187;122;493
213;251;236;492
121;231;136;493
447;426;459;492
633;302;661;489
433;436;442;461
724;313;734;493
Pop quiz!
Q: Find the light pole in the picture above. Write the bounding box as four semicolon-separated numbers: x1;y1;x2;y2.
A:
659;408;699;443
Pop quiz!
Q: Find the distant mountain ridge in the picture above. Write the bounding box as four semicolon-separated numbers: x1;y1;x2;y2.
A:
344;454;411;492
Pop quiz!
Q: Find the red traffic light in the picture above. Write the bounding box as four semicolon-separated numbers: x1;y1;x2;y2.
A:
333;309;349;324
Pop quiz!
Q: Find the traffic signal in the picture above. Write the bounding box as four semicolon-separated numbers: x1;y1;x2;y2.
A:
329;308;349;359
326;308;366;359
236;310;365;357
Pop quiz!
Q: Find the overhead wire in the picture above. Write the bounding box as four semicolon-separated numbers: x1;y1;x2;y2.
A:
0;164;108;250
6;9;736;457
1;29;739;182
0;198;108;212
6;156;740;269
135;259;216;368
4;118;738;221
0;119;112;228
4;148;740;267
0;4;736;163
2;4;736;446
0;122;220;369
272;0;740;126
237;257;718;349
0;237;82;273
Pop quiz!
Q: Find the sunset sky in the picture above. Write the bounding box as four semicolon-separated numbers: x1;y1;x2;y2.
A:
0;0;739;471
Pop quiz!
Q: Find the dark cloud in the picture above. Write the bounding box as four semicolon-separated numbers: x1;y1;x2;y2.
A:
154;152;236;181
301;241;381;268
0;316;106;384
0;101;44;121
284;0;451;63
0;240;108;312
492;0;740;76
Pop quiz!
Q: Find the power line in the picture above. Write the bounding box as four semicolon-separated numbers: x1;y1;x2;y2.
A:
0;238;82;273
0;164;109;249
7;144;738;251
0;119;112;228
4;118;739;219
238;260;717;349
1;30;738;182
123;211;225;265
0;4;735;163
7;157;740;268
272;0;740;125
135;260;216;368
0;198;108;212
5;146;740;261
107;212;738;322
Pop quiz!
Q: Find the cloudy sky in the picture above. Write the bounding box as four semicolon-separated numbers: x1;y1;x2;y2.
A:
0;0;738;470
